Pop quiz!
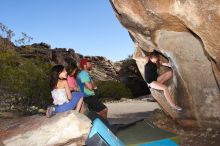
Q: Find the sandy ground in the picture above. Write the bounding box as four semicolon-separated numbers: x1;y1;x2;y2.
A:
105;98;160;124
105;99;220;146
106;99;160;118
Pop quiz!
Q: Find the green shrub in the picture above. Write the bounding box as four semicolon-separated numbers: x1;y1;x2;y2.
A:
95;80;133;101
0;51;52;109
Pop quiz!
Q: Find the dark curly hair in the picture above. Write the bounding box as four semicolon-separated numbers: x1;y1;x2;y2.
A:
150;51;160;68
149;51;160;59
66;62;80;78
49;65;65;90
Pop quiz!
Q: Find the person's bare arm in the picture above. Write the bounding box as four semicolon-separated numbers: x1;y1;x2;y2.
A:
69;87;74;91
160;61;171;67
64;81;72;100
69;87;79;92
85;82;96;90
71;86;79;92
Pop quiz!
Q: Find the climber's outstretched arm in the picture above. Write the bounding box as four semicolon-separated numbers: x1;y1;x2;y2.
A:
160;61;171;67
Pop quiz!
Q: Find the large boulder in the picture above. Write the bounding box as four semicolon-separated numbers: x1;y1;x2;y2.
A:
110;0;220;127
0;111;91;146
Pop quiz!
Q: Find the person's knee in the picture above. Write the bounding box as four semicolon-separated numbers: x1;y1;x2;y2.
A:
162;86;168;91
103;107;108;113
101;107;108;114
97;108;108;114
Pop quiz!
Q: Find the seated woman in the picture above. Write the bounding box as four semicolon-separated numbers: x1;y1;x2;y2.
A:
67;62;85;113
46;65;84;118
133;50;182;111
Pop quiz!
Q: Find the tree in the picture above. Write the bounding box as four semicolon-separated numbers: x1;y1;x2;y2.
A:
0;22;33;46
15;32;33;45
0;22;15;40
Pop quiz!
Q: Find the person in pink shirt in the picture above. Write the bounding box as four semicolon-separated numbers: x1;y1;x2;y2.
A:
67;71;79;92
67;62;85;113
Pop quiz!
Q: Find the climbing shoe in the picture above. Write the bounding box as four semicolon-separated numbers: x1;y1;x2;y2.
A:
172;105;183;112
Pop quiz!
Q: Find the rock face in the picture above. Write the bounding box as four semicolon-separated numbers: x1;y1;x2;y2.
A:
0;111;91;146
86;56;119;81
110;0;220;126
17;43;119;81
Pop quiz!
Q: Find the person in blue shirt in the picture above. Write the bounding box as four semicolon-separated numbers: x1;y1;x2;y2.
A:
77;58;108;119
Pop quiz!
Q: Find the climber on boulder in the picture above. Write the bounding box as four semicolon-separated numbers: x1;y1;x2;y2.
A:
133;50;182;111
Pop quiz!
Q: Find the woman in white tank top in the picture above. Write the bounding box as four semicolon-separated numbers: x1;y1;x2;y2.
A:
51;88;69;105
46;65;84;118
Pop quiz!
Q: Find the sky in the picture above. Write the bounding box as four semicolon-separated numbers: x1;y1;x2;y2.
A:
0;0;134;61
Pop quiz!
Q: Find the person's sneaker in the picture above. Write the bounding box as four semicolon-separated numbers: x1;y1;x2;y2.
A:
46;106;55;118
172;105;183;112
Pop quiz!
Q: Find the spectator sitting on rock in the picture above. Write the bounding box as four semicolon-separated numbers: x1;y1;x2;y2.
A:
77;58;108;119
67;62;85;113
46;65;84;118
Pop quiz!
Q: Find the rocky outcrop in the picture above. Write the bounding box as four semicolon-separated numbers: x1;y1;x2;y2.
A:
110;0;220;126
86;56;119;81
17;43;119;81
18;43;80;65
0;111;91;146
